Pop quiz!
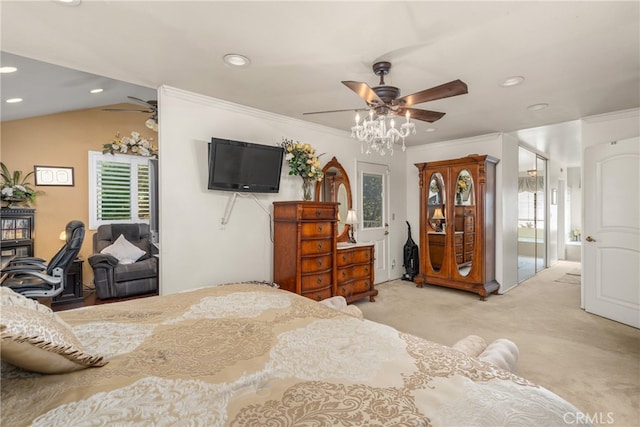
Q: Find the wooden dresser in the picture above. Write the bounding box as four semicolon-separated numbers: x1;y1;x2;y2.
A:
336;243;377;303
273;201;338;301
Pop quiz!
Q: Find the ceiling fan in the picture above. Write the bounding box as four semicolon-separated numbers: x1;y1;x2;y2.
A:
103;96;158;131
304;61;468;123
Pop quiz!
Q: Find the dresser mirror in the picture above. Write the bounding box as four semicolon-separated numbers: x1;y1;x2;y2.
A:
454;169;475;277
315;157;352;242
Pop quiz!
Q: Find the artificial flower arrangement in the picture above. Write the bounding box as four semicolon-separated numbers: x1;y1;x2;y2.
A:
456;174;471;195
1;162;40;206
103;131;158;157
278;138;323;182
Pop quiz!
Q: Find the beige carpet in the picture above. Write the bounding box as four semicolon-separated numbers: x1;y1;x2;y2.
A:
354;261;640;427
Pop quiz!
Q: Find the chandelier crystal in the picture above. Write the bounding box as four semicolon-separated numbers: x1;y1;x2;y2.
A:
351;109;416;155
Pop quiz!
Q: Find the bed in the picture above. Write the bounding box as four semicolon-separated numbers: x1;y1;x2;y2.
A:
1;282;589;426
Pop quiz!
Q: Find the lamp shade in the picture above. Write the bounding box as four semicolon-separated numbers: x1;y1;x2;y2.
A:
345;210;358;225
432;208;445;220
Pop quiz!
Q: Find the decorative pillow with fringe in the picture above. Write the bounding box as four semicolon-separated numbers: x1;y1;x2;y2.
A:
0;304;107;374
1;286;74;332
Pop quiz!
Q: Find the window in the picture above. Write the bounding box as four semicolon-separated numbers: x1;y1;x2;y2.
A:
362;172;383;229
88;151;151;229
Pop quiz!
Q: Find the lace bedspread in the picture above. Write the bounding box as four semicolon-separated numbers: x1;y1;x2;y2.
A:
1;283;588;426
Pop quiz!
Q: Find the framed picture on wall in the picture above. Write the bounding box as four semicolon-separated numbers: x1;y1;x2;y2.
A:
34;165;74;186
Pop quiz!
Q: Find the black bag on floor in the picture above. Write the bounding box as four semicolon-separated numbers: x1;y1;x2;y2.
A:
402;221;419;281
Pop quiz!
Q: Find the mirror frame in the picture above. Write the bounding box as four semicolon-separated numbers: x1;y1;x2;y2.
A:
315;156;352;242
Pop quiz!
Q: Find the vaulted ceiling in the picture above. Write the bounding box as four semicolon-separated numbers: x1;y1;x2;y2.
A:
1;1;638;166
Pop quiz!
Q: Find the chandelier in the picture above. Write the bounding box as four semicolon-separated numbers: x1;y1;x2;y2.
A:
351;109;416;155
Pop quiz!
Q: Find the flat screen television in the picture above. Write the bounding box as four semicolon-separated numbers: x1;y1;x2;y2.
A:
208;137;284;193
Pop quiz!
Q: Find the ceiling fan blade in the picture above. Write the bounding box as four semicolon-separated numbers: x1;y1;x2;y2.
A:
397;79;468;107
342;81;383;105
103;108;155;113
127;96;157;109
303;107;368;115
396;107;446;123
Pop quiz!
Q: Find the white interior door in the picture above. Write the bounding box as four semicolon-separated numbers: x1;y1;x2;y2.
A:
583;137;640;328
357;162;389;283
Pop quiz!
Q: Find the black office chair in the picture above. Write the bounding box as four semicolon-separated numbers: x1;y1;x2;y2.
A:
1;220;85;299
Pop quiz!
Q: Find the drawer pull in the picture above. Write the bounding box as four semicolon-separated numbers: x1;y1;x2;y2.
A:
316;294;322;301
315;209;321;217
317;259;323;267
342;287;346;294
317;242;324;249
342;254;347;261
342;271;347;277
317;277;323;284
364;267;369;273
317;224;323;232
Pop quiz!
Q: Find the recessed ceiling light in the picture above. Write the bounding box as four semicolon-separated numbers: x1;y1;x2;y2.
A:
90;88;104;94
6;98;23;104
501;76;524;87
425;127;437;133
0;66;17;74
223;54;251;67
527;103;549;111
55;0;81;6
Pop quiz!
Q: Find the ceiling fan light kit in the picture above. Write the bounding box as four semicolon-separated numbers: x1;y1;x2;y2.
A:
351;109;415;155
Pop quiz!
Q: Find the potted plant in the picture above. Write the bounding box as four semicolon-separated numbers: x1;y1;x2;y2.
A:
1;162;40;207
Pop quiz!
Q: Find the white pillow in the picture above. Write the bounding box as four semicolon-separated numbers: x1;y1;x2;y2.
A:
100;234;146;264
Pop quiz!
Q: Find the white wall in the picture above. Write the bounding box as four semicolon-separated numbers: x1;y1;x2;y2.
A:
405;132;521;293
157;85;408;295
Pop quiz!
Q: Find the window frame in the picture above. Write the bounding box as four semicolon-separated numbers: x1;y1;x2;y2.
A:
88;151;151;230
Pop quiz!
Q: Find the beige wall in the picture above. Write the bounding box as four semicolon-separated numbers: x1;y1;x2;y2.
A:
1;104;156;285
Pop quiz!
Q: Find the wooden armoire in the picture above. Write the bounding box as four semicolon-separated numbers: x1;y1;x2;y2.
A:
414;155;500;299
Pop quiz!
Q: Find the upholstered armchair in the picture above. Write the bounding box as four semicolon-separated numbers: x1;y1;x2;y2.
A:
88;223;158;299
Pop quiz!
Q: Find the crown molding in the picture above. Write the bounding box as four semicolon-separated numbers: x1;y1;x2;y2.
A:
158;85;350;139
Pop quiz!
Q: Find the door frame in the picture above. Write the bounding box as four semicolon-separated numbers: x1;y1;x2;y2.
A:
356;161;390;283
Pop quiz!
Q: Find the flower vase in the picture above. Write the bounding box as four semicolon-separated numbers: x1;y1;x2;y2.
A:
301;178;314;201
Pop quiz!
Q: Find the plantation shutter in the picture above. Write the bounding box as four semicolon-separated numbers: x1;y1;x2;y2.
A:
96;160;132;221
137;163;150;220
89;151;152;229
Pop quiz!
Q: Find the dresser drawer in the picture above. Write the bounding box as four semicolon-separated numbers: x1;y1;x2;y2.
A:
337;250;353;266
464;242;474;253
337;246;373;266
454;233;463;245
456;254;464;264
464;233;475;244
337;267;352;283
300;239;332;255
302;286;332;302
300;206;336;220
301;254;332;272
352;264;371;278
301;271;332;291
464;216;474;232
337;279;371;298
300;221;333;238
352;248;372;263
